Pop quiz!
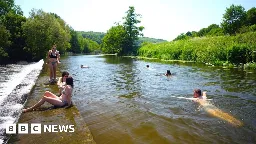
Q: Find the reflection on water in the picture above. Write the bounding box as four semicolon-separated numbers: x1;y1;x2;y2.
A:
60;55;256;144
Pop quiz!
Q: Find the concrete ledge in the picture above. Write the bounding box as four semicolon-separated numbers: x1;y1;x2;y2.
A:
8;64;95;144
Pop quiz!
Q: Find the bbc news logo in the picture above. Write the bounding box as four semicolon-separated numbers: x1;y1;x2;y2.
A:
6;123;75;134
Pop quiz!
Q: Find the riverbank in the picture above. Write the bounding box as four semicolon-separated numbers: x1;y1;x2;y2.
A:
8;63;95;144
138;32;256;69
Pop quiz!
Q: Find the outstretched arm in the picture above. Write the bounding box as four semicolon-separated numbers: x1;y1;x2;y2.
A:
203;91;207;97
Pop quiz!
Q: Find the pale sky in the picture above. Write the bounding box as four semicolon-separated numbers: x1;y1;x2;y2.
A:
15;0;254;41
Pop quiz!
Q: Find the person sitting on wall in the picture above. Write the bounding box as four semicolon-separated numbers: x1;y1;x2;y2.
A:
57;71;69;96
22;76;74;113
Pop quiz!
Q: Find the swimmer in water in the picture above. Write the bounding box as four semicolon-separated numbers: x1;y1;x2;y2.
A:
164;70;172;76
193;89;207;99
192;89;243;127
81;65;89;68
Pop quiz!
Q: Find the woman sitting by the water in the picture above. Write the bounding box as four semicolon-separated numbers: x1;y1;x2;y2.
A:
22;76;73;113
57;71;69;96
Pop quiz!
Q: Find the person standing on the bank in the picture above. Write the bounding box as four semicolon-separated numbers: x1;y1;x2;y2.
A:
48;44;60;82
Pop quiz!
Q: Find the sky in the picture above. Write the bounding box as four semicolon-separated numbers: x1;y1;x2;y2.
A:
15;0;255;41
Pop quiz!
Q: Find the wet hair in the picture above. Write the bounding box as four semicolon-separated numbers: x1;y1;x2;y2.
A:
194;89;202;96
62;71;69;77
146;65;149;68
66;76;74;88
166;70;171;75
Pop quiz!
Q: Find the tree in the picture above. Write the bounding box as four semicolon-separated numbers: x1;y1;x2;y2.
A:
185;31;192;37
221;4;246;35
3;12;27;61
173;33;188;41
246;7;256;26
197;28;207;37
0;24;11;62
102;25;128;54
69;28;81;53
22;9;71;61
122;6;144;55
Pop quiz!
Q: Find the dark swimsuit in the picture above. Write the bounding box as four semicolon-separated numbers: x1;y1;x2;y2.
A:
49;51;58;65
49;52;58;58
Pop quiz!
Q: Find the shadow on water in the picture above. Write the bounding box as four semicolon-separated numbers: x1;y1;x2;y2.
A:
59;55;256;144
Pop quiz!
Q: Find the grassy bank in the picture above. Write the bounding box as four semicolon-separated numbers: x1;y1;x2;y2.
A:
138;32;256;69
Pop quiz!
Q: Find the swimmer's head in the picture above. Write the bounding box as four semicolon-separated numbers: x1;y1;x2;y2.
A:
146;65;149;68
193;89;202;98
166;70;171;75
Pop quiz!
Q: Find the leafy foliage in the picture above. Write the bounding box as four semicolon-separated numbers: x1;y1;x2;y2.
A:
122;6;144;55
221;4;246;35
102;6;144;55
246;7;256;26
22;9;71;61
0;24;11;62
102;25;127;54
139;32;256;67
78;31;105;44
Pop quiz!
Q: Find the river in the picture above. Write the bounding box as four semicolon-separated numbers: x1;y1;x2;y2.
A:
1;55;256;143
59;55;256;144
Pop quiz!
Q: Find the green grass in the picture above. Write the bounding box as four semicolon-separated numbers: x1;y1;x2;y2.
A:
138;32;256;69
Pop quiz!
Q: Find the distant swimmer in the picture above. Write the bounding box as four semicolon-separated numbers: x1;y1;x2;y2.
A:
164;70;172;76
146;65;149;68
81;65;89;68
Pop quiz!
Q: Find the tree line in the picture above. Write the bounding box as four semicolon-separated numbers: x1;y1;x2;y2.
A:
139;5;256;69
0;0;101;64
1;0;254;68
0;0;162;64
173;5;256;41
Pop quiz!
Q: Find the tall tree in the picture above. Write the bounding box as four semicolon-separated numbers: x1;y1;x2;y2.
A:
102;25;127;54
0;24;11;62
0;0;26;63
69;27;81;53
3;12;27;61
122;6;144;55
221;4;246;35
22;9;71;61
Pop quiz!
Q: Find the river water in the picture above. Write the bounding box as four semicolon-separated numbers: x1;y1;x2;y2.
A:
1;55;256;144
59;55;256;144
0;60;44;143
